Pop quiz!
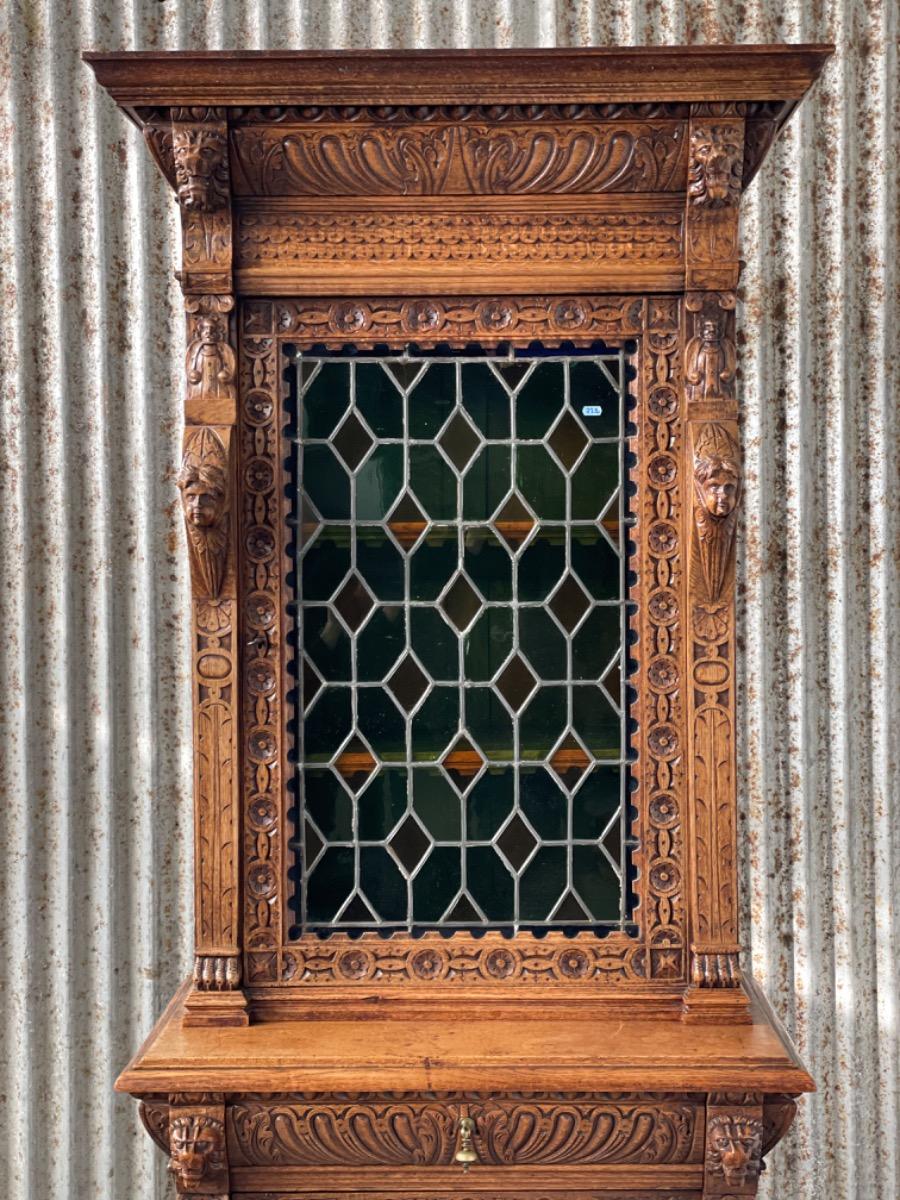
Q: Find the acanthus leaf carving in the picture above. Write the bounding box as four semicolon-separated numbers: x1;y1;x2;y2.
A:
179;426;231;602
230;122;687;196
228;1097;700;1167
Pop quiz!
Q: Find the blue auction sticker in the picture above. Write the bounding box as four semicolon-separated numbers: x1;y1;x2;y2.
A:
581;405;603;417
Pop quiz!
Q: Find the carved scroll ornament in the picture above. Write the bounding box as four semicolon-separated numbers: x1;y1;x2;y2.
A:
169;1113;227;1190
692;422;741;605
178;426;230;601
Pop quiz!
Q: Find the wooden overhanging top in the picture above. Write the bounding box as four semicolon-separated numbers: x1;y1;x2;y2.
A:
84;45;833;108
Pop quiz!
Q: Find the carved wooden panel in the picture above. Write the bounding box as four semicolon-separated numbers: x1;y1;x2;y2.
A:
235;207;684;270
230;120;688;196
227;1094;703;1167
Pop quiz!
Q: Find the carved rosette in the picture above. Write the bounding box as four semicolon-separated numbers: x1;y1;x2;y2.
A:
237;303;284;972
630;296;687;984
685;115;744;290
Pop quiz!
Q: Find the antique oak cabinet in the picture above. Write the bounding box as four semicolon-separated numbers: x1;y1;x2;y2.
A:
86;46;830;1200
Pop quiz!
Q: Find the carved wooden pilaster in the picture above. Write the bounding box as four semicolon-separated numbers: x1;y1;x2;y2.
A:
681;291;747;1020
170;107;247;1027
685;112;744;291
704;1093;764;1195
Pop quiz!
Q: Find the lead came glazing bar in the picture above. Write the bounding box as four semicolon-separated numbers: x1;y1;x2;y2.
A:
287;350;635;935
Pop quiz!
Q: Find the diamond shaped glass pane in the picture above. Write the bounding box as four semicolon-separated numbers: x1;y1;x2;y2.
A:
388;491;427;550
493;493;535;549
443;735;484;793
547;410;589;470
334;574;374;631
389;814;431;873
495;654;537;712
332;411;374;470
441;573;481;632
496;813;538;872
549;574;591;633
388;654;429;713
439;411;481;471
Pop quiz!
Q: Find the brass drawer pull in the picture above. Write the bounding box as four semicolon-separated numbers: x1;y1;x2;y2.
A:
454;1115;478;1170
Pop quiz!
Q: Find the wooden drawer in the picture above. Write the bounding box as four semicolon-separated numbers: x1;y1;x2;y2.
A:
225;1093;706;1196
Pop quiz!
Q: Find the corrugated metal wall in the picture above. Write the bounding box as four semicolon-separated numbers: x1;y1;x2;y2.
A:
0;3;896;1198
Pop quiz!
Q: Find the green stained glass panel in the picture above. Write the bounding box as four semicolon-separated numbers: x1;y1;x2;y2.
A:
463;444;510;520
356;443;403;519
464;607;513;682
413;769;461;840
291;350;631;934
517;444;565;518
302;362;350;438
461;363;510;438
303;445;350;519
516;362;564;438
408;362;456;436
355;362;403;437
413;847;461;921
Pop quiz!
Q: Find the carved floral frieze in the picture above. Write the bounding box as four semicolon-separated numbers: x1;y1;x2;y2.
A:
235;209;683;267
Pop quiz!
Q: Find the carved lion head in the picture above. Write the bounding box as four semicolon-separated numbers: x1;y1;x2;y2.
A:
708;1113;763;1187
169;1114;226;1189
688;125;743;208
173;126;228;211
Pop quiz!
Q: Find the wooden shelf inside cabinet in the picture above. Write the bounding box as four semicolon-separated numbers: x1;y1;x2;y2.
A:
86;44;829;1200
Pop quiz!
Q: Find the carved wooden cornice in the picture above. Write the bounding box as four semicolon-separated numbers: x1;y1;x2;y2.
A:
84;46;833;107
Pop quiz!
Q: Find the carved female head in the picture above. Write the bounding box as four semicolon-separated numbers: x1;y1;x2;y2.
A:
693;424;741;519
178;429;228;528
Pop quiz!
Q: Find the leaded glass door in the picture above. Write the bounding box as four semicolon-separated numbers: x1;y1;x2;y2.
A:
288;349;634;938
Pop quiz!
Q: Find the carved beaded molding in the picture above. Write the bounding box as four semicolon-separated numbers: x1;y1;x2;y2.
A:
238;295;689;990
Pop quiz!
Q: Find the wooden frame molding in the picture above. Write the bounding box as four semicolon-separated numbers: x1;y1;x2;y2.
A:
86;45;829;1200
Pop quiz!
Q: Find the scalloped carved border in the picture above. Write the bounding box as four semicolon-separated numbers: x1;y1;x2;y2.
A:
238;295;688;989
227;1094;703;1167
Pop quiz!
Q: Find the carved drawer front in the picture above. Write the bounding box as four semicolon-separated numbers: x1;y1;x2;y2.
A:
228;1094;704;1168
